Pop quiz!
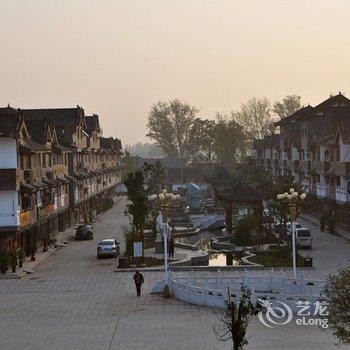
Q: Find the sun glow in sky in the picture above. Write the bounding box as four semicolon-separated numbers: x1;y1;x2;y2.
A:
1;0;350;144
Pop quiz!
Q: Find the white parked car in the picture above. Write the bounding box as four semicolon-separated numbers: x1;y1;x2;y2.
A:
295;228;313;249
97;239;120;258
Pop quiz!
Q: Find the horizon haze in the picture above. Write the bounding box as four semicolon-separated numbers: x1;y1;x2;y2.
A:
1;0;350;144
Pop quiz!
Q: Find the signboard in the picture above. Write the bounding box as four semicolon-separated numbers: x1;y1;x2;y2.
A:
133;241;143;258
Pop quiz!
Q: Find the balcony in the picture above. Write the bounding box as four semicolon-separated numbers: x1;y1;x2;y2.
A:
53;164;68;177
316;184;326;198
36;200;54;220
336;187;349;204
314;161;330;174
330;162;350;177
33;166;53;179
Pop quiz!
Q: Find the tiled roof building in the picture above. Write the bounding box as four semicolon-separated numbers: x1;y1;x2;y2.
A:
0;105;123;254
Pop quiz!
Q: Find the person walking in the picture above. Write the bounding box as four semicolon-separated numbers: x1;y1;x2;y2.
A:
133;271;144;297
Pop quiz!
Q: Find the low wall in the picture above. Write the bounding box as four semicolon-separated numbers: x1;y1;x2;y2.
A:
165;273;326;313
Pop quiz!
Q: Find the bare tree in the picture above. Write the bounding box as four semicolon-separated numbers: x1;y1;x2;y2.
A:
273;94;303;119
232;97;276;142
213;287;262;350
212;114;246;168
146;99;200;164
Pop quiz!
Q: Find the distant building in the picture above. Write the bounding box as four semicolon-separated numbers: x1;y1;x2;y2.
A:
253;93;350;227
0;105;123;254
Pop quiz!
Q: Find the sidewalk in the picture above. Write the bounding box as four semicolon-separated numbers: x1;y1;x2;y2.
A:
2;196;124;279
0;226;75;279
300;213;350;241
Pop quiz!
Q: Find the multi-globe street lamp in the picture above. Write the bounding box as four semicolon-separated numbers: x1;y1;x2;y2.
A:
148;189;180;296
277;188;306;279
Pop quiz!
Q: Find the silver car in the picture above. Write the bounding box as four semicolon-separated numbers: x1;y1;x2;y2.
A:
97;239;120;258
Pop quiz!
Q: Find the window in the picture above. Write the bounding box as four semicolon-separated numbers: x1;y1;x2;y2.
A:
21;193;32;211
325;149;330;161
34;154;41;166
44;153;51;167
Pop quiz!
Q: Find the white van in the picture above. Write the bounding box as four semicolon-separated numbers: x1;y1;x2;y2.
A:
295;228;313;249
287;222;302;236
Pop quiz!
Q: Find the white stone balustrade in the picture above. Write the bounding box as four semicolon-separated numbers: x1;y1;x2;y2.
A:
156;271;326;314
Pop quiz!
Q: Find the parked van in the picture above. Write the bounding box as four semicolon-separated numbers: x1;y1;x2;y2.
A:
295;228;312;249
287;222;302;236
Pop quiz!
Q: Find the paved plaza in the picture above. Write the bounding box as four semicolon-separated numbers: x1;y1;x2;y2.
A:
0;198;348;350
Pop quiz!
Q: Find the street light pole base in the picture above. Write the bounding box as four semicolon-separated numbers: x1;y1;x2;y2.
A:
163;284;171;298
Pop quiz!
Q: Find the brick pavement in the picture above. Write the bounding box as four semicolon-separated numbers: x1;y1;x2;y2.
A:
0;198;347;350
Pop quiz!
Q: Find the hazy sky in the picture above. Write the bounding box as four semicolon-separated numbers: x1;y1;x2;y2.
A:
1;0;350;145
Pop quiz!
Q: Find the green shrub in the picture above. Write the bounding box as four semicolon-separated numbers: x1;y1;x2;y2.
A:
234;215;257;246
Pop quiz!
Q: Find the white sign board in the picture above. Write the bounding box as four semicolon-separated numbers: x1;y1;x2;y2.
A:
133;242;143;257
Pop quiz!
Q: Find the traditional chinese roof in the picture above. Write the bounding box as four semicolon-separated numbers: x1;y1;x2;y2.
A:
21;139;50;152
23;106;85;144
0;106;23;137
85;114;101;135
213;181;262;203
276;105;314;126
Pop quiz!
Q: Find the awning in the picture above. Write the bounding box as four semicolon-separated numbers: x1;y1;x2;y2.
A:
73;172;83;180
57;176;69;184
42;177;61;186
33;180;48;189
81;171;91;179
20;181;36;192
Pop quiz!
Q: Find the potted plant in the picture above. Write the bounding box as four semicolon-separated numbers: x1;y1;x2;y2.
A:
10;251;17;273
0;251;9;274
16;248;24;268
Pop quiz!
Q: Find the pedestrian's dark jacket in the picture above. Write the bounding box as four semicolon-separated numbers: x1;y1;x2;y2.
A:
133;272;144;285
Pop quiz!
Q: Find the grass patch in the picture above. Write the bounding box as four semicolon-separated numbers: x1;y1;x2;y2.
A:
250;246;306;267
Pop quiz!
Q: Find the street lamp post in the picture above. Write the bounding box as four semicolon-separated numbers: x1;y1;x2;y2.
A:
148;189;180;297
277;188;306;279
